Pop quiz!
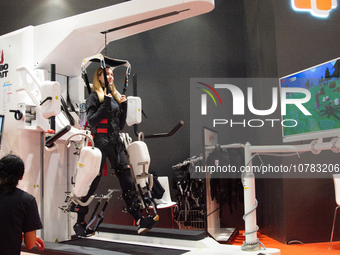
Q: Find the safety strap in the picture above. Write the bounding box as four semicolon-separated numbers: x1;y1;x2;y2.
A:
122;73;128;95
82;68;92;95
86;200;108;232
86;188;116;232
120;133;132;150
126;202;141;213
115;164;130;176
72;204;89;215
87;201;101;227
102;66;109;93
90;201;109;232
97;128;108;133
122;189;137;199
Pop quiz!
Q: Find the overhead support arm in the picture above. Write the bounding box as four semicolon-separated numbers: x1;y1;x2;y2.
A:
34;0;215;77
100;9;191;34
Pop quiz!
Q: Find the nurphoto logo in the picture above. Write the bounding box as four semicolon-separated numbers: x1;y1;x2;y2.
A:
198;82;311;117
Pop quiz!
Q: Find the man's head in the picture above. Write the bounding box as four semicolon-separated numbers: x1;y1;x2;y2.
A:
0;154;25;193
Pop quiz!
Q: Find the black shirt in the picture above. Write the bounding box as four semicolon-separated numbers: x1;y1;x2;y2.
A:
0;187;43;255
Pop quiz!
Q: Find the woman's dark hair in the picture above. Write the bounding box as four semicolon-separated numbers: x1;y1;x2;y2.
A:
0;154;25;194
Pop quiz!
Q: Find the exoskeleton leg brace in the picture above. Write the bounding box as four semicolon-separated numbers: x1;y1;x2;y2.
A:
121;132;158;216
59;133;119;226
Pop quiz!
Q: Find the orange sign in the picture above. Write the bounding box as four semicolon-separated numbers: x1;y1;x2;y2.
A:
292;0;337;17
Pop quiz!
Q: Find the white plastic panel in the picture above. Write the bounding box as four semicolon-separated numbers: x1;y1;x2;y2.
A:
127;141;150;188
40;81;61;119
74;147;102;197
126;96;142;126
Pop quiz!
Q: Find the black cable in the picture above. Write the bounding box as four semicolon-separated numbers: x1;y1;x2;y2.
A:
66;76;76;112
60;96;75;126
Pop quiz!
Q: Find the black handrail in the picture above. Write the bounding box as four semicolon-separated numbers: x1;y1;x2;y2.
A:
134;120;184;139
45;125;71;148
132;73;183;139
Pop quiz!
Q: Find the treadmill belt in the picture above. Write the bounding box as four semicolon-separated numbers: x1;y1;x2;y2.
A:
61;238;189;255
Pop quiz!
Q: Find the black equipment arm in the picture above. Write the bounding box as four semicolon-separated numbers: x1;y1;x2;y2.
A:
45;125;71;148
60;96;75;126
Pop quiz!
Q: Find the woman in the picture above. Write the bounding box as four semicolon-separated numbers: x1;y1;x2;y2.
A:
73;67;158;236
0;154;44;255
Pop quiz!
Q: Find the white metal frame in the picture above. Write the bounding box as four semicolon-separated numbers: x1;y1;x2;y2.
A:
243;138;340;251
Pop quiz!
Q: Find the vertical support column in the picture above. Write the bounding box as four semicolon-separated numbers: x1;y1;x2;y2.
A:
242;142;260;251
50;64;56;131
133;74;139;137
40;132;44;240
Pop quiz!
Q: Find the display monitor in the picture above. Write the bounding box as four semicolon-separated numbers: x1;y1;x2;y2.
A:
0;115;4;149
280;57;340;142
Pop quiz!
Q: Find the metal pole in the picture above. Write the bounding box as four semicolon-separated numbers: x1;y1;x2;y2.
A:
242;142;260;251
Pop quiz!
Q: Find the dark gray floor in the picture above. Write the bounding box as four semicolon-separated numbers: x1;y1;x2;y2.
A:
22;239;188;255
62;238;188;255
21;225;205;255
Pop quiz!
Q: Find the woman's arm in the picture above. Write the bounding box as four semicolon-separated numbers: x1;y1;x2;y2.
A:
86;93;111;127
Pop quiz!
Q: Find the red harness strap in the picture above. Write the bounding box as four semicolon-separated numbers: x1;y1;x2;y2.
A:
97;128;108;133
97;119;108;134
103;161;108;176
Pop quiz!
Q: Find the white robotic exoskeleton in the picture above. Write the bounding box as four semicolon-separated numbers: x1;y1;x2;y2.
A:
60;133;103;211
73;146;101;197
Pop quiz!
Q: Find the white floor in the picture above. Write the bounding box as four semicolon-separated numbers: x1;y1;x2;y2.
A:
88;231;281;255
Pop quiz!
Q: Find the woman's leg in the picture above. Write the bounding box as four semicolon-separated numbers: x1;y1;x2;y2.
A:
114;151;159;234
114;151;142;221
76;175;102;224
